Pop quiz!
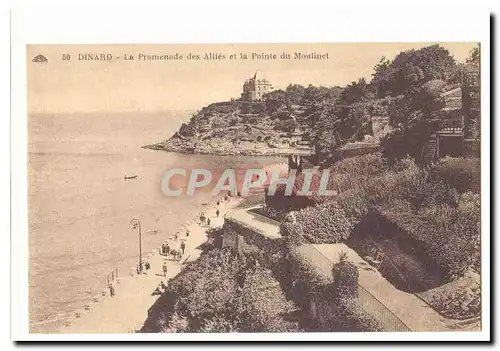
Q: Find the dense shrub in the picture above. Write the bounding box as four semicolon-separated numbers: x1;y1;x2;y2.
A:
329;152;388;175
238;268;301;332
282;202;356;244
432;157;480;193
265;153;387;215
287;246;332;305
331;252;359;299
277;153;480;281
379;199;480;278
327;298;383;332
417;271;481;320
385;163;459;209
288;247;380;332
158;248;300;333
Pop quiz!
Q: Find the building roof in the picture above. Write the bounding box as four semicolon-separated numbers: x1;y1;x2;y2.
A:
253;70;264;80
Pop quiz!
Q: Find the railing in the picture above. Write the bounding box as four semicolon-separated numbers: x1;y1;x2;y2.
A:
357;284;411;332
235;193;266;209
438;119;463;132
294;243;412;332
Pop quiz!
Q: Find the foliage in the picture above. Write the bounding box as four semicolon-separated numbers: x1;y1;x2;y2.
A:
331;252;359;299
371;44;457;97
287;246;332;299
417;271;481;320
329;151;388;175
312;108;342;157
276;153;480;280
327;298;383;332
379;197;480;278
159;248;300;333
340;78;375;105
410;79;446;117
282;202;356;244
431;157;481;193
238;268;301;332
161;312;189;333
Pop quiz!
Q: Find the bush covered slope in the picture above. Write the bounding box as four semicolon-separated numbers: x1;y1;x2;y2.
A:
145;248;301;333
276;154;480;280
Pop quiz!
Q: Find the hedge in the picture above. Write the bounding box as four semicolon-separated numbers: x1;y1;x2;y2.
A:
282;201;357;244
378;194;480;278
431;157;480;193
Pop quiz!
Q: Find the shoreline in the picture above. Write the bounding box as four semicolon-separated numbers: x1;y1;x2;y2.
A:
46;193;242;334
142;143;314;157
142;144;286;157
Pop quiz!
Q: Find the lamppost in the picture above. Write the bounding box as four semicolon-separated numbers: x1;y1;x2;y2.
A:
130;218;142;274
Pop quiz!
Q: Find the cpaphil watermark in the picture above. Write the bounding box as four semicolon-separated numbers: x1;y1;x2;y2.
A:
161;168;337;197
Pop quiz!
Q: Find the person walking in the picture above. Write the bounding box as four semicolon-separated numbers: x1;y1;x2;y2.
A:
180;241;186;256
186;229;190;238
162;261;168;277
207;218;211;227
109;282;115;298
216;209;220;218
165;243;170;257
161;243;166;256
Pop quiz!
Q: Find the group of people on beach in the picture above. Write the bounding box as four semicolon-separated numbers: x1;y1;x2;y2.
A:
160;240;187;262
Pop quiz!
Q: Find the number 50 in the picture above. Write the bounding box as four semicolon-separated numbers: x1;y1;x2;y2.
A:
62;54;71;61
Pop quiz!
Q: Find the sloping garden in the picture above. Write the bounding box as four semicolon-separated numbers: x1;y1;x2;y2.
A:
263;152;481;319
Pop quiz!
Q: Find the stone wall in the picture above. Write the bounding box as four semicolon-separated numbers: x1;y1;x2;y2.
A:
222;217;284;262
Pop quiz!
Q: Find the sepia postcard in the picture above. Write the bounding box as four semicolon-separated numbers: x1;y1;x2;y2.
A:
10;4;491;343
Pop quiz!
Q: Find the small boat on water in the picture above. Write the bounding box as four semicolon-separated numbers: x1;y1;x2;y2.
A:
124;175;138;180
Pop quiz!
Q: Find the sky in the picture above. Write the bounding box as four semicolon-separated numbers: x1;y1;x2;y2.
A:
27;43;477;114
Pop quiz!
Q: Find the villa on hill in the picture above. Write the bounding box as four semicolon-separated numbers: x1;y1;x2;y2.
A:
241;71;273;102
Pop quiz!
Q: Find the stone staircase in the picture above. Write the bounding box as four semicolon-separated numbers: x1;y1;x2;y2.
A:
421;134;437;164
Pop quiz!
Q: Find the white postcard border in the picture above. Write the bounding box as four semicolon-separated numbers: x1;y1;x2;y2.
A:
10;0;491;342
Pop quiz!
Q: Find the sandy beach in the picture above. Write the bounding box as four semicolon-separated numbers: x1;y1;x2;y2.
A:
57;195;242;334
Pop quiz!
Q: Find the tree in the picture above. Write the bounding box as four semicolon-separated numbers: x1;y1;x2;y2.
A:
313;108;341;157
263;89;289;115
303;84;324;105
371;56;391;97
371;44;457;97
286;84;307;105
331;251;359;299
340;78;375;105
450;46;480;85
409;79;446;117
466;46;480;64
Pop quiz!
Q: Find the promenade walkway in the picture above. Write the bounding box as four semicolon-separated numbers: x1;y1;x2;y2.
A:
224;205;281;239
59;196;241;334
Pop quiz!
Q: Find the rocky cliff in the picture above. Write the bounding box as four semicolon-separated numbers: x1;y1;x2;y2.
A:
143;101;309;156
